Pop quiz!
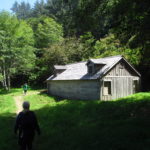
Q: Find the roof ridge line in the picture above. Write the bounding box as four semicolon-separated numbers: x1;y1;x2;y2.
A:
61;55;123;66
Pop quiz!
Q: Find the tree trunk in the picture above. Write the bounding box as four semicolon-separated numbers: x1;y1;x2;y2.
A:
2;64;8;90
7;73;11;91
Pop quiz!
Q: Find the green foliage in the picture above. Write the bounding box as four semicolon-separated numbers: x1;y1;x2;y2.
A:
26;16;63;84
11;1;32;19
80;32;95;59
9;0;149;90
94;34;121;56
44;32;95;63
107;0;150;65
46;0;80;36
28;16;63;48
36;17;63;48
0;11;35;89
0;73;3;81
94;34;142;65
43;0;150;67
39;35;95;81
35;38;83;82
0;12;35;70
32;0;47;17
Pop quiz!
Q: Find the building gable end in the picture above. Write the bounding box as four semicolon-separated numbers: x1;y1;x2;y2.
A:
104;58;140;77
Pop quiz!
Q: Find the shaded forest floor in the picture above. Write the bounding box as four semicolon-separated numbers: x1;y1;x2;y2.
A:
0;89;150;150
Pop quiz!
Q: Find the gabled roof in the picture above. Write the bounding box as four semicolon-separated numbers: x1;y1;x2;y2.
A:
47;55;140;81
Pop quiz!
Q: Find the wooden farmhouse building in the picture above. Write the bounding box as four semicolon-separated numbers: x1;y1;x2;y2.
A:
47;55;141;100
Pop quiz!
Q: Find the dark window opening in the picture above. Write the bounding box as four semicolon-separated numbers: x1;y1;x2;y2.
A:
103;81;111;95
133;80;139;93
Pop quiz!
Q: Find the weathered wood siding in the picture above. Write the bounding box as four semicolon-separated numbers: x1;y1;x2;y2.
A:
47;60;140;101
106;61;138;76
47;80;100;100
100;62;140;100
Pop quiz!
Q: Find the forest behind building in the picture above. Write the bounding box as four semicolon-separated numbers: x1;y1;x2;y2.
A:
0;0;149;91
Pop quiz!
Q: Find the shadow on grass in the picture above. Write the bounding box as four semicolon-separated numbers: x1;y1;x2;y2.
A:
0;113;18;150
33;97;150;150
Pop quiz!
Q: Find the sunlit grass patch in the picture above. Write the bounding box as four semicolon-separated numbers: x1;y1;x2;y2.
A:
0;90;17;150
0;95;16;114
117;92;150;102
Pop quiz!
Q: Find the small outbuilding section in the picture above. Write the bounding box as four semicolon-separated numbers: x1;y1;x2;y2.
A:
46;55;141;100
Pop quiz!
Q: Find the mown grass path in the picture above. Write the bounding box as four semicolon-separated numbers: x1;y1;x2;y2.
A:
14;95;23;114
14;91;41;114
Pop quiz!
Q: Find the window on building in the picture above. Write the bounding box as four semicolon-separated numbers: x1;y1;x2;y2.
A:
88;66;93;74
133;80;139;93
103;81;112;95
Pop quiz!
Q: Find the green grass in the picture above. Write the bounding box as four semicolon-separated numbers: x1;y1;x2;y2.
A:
0;91;17;150
24;92;150;150
0;89;150;150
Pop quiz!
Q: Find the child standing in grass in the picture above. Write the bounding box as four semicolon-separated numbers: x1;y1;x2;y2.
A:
23;83;28;95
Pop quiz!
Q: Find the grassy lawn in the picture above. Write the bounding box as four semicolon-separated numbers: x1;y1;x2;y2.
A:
0;89;150;150
0;90;17;150
24;92;150;150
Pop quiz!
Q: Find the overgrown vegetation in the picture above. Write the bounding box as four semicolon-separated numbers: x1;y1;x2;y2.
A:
1;89;150;150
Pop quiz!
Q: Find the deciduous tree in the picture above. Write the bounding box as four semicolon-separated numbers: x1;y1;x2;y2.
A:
0;12;35;90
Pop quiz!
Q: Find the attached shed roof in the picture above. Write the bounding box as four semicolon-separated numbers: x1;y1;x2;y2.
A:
47;55;140;81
